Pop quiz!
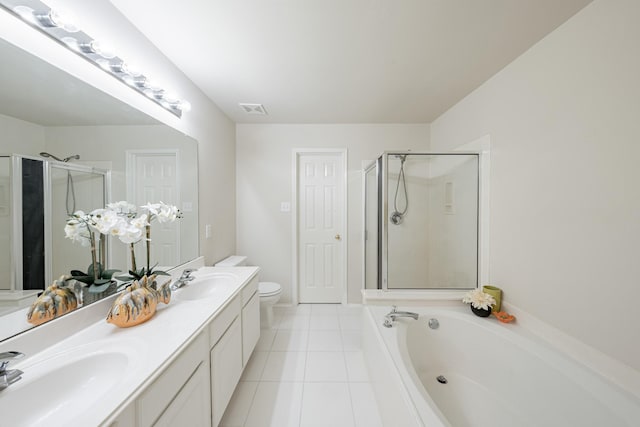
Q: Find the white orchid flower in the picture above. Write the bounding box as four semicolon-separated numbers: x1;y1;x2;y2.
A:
106;201;137;215
64;219;90;246
156;202;181;223
91;208;120;234
142;203;161;216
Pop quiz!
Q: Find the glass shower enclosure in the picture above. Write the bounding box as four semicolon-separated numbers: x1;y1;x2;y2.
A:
3;155;110;291
364;152;480;291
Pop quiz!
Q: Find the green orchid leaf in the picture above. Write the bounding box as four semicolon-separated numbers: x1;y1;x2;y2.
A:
73;275;93;285
88;281;111;293
154;270;170;276
102;269;121;279
86;262;104;278
70;270;87;277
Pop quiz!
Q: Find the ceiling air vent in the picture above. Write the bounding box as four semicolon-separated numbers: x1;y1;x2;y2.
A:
239;103;268;115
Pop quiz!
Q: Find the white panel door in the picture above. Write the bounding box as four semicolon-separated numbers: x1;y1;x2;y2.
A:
129;151;180;268
298;152;345;303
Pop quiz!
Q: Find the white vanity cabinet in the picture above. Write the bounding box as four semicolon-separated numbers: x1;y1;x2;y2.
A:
99;268;261;427
209;275;259;426
137;332;210;427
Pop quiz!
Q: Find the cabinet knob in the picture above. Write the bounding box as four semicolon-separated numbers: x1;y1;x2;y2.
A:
335;234;341;241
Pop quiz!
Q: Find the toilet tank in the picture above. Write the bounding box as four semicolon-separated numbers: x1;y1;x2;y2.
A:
215;255;248;267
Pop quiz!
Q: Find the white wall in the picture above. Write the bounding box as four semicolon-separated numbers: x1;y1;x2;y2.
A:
0;2;236;265
236;124;430;304
0;114;45;156
430;0;640;371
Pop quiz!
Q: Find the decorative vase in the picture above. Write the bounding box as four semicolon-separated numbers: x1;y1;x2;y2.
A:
482;285;502;312
106;275;171;328
470;305;491;317
82;281;117;306
27;281;78;325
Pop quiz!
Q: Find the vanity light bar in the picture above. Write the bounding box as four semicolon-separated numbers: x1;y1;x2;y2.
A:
0;0;191;117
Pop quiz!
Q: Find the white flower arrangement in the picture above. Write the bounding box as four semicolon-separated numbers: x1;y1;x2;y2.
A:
143;201;181;223
64;201;182;288
462;288;496;310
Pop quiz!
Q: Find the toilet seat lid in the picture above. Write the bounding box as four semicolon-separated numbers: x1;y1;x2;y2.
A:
259;282;281;296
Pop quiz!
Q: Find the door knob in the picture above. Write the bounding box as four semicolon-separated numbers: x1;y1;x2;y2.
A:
335;234;341;241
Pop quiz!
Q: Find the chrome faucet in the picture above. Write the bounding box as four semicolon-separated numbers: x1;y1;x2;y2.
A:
383;306;419;328
171;268;198;290
0;351;25;390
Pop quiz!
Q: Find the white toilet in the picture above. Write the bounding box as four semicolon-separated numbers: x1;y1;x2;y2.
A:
215;255;282;328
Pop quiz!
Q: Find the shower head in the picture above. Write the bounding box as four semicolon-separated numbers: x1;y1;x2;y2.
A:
390;211;404;225
63;154;80;162
39;152;80;162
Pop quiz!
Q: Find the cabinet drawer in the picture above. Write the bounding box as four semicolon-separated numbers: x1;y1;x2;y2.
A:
209;295;241;348
137;333;208;427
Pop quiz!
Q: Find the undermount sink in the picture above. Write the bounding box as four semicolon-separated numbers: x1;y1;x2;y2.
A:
0;343;137;426
174;272;238;300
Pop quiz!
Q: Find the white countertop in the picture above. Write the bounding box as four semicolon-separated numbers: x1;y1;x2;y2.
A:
0;265;259;426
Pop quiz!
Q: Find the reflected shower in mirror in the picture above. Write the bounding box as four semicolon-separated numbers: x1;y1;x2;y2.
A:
49;161;109;288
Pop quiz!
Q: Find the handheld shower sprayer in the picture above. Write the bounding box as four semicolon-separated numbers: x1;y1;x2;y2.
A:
39;152;80;215
391;154;408;225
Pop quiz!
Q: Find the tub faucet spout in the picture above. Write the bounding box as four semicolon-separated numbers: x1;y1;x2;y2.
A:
383;306;419;328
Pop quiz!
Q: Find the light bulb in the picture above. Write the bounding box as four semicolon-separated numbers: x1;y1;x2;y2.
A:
95;58;111;71
121;62;142;77
90;40;116;59
47;9;79;33
13;6;37;25
95;59;126;73
122;75;136;86
61;36;80;52
177;100;192;112
143;88;156;99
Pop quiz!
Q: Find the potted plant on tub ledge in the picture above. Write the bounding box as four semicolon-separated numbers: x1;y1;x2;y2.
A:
462;288;496;317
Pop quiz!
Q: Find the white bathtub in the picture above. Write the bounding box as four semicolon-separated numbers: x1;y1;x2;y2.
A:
362;305;640;427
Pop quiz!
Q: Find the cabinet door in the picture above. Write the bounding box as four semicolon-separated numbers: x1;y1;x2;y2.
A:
137;333;209;427
242;291;260;366
211;316;242;427
153;362;211;427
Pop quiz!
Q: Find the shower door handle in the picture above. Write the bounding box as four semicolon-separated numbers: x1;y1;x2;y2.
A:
335;234;341;241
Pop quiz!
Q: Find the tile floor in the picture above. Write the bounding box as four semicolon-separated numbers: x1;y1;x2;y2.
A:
219;304;384;427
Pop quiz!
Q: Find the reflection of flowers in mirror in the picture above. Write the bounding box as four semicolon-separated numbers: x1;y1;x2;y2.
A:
64;210;119;294
462;288;496;310
143;202;183;223
64;201;182;290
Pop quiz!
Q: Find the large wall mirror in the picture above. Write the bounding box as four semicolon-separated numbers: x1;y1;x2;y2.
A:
0;36;199;341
